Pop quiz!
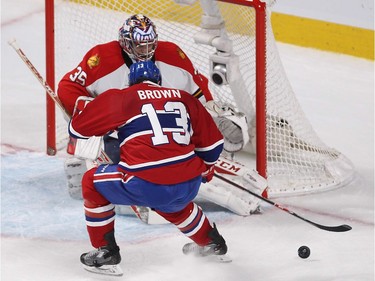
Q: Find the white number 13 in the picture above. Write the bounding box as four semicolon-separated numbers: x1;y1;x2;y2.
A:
141;102;191;145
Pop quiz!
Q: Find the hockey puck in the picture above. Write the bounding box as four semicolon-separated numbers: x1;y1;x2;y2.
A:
298;246;310;259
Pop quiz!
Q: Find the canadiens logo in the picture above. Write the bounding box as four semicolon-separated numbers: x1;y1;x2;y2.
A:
177;48;186;59
87;54;100;69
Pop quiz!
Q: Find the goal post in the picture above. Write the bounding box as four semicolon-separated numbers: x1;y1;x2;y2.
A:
45;0;355;197
254;0;267;179
45;0;56;156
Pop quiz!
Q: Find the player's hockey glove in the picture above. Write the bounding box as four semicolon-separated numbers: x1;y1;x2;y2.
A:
202;165;215;183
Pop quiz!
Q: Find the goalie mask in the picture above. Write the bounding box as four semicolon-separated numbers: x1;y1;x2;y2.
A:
128;61;161;86
119;14;158;61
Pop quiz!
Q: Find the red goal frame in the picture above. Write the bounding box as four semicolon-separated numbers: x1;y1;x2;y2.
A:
45;0;268;179
45;0;56;156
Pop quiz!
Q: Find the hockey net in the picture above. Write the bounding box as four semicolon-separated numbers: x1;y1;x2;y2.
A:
48;0;355;197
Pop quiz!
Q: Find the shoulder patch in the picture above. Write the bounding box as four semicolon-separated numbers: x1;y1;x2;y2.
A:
87;54;100;69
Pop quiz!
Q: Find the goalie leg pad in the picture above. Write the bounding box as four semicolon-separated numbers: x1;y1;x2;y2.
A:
65;158;100;200
215;155;268;197
198;180;261;216
241;169;268;198
64;157;88;200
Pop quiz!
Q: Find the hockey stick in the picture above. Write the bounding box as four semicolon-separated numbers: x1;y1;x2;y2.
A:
214;173;352;232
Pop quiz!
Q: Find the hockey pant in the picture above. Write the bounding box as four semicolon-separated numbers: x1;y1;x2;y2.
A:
82;165;214;248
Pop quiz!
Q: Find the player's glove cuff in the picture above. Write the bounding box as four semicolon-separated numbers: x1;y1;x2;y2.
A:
201;165;215;183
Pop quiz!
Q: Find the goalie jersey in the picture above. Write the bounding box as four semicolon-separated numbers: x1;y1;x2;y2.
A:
58;41;213;115
68;81;224;185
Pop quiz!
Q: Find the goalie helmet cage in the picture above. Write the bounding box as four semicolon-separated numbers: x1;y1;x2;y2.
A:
45;0;355;198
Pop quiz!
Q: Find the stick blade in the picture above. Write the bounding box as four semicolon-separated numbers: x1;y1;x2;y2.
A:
317;223;352;232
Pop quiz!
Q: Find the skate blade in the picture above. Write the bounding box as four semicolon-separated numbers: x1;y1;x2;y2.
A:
209;254;232;263
83;264;123;276
185;253;233;263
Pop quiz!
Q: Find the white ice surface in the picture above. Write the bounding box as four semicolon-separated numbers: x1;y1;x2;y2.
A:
1;1;374;280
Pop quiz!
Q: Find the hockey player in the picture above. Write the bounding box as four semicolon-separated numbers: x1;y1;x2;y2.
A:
70;61;229;275
58;14;262;216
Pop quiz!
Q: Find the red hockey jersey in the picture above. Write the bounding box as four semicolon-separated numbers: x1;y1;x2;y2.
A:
58;41;213;115
69;81;223;185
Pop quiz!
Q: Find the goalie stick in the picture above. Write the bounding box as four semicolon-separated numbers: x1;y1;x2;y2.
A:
8;40;69;120
214;173;352;232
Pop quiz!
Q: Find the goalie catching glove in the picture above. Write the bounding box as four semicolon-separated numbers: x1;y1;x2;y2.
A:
205;100;249;153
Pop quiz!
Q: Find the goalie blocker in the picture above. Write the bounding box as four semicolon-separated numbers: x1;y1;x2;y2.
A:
205;100;249;153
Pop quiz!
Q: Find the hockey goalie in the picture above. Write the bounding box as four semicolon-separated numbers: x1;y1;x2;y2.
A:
57;13;267;220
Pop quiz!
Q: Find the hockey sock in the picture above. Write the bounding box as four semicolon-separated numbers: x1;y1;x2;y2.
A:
82;168;116;248
157;202;213;246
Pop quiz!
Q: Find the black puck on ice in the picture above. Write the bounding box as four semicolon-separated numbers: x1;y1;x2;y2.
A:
298;246;310;259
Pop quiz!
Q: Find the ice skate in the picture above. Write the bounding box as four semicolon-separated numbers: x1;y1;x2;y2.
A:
182;223;232;263
80;245;123;276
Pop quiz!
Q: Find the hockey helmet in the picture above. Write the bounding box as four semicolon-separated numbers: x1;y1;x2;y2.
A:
128;61;161;86
119;14;158;61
